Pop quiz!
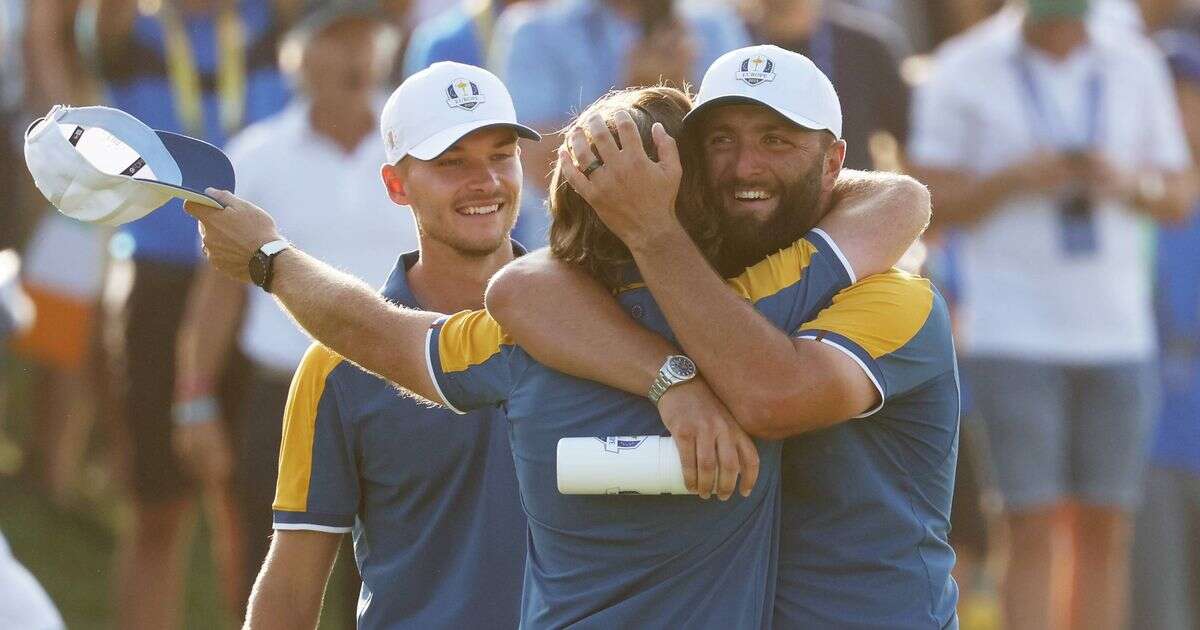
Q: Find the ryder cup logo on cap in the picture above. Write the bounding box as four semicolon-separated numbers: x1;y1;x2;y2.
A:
685;44;843;139
446;78;485;110
24;105;234;226
381;61;540;163
736;54;777;86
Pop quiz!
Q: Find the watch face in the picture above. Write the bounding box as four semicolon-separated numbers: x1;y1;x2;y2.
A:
249;251;269;287
667;355;696;379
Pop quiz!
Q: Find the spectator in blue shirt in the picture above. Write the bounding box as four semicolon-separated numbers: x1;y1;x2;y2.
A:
1132;26;1200;630
402;0;521;78
489;0;750;246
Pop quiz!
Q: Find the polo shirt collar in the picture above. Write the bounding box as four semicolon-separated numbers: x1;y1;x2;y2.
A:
380;239;528;308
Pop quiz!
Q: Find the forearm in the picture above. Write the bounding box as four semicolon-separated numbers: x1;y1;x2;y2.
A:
914;165;1024;228
626;227;801;432
820;169;931;276
1133;171;1199;223
268;248;443;402
243;532;339;630
485;250;674;396
176;266;245;398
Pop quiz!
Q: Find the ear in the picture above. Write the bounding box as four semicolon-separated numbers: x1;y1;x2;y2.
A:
380;161;412;206
822;139;847;191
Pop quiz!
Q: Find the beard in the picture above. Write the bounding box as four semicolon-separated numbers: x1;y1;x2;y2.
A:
713;159;825;277
419;193;521;259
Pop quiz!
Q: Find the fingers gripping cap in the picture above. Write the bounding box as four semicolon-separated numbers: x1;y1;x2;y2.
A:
380;61;541;163
23;105;235;226
684;45;843;139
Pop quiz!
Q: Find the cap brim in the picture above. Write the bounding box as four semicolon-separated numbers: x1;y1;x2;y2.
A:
682;95;836;136
137;130;236;207
407;120;541;161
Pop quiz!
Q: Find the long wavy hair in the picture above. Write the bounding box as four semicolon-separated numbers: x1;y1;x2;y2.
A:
547;86;720;290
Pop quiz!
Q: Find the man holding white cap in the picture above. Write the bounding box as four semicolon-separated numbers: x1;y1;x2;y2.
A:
238;61;535;629
487;44;961;629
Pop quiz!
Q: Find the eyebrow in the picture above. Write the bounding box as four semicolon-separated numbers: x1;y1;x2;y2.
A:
442;134;519;154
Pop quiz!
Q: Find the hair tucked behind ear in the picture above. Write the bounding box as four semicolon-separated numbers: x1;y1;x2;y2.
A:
547;86;721;291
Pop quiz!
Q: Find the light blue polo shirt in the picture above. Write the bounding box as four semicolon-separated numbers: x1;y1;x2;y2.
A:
492;0;750;127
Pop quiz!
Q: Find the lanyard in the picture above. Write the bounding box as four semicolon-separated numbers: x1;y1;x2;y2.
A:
1013;49;1103;149
160;0;246;137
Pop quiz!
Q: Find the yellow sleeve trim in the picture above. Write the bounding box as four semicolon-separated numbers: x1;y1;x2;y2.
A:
437;309;514;374
800;271;935;359
273;343;344;512
725;237;818;302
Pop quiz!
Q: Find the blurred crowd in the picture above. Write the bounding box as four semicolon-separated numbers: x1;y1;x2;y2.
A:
0;0;1198;628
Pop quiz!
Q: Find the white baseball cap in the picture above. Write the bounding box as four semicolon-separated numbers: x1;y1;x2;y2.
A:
684;45;843;139
380;61;540;163
23;104;235;226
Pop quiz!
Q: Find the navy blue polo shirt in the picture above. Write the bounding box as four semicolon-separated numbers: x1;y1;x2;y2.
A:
273;247;527;629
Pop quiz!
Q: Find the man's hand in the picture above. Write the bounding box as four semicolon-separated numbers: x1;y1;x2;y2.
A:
1007;151;1079;194
559;112;683;248
656;379;759;500
173;418;233;485
185;189;285;282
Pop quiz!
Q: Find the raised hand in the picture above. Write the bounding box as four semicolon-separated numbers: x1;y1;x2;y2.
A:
558;111;684;248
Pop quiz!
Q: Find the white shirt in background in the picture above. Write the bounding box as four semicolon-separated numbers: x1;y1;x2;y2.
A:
910;11;1192;363
227;102;419;373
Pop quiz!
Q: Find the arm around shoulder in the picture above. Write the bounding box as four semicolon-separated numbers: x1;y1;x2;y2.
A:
485;249;674;396
819;170;931;279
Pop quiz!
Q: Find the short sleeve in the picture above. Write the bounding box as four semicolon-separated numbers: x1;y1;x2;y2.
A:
490;9;570;126
907;58;972;169
724;228;857;333
425;309;515;414
272;344;359;532
1139;49;1193;171
792;273;956;417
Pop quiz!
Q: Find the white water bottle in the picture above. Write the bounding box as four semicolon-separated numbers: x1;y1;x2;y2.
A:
556;435;692;495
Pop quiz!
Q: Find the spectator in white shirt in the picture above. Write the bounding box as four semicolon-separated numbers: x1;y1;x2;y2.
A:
172;6;415;608
909;0;1198;628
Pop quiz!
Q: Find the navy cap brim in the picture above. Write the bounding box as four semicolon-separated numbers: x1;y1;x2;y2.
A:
137;130;236;207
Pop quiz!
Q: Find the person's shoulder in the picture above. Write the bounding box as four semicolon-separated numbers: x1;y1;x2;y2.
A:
496;0;573;34
932;10;1017;69
1092;23;1169;72
835;271;948;339
824;2;911;57
679;0;742;25
224;104;304;163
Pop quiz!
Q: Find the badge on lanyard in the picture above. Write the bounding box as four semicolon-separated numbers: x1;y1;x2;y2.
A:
1014;51;1104;257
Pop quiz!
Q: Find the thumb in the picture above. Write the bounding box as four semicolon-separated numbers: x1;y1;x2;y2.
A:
652;123;681;177
183;187;232;220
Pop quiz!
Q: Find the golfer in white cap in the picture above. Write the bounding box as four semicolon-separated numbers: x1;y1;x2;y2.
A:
484;44;961;629
240;61;537;629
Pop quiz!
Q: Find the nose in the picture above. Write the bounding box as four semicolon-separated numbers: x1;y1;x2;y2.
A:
464;160;504;194
732;145;766;182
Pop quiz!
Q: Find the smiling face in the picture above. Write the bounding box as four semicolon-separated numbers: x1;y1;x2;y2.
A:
381;126;522;257
694;103;843;274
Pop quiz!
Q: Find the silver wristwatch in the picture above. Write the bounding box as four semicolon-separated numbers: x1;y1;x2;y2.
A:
647;355;698;404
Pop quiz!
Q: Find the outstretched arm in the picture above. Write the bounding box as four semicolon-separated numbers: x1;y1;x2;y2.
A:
185;191;444;404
